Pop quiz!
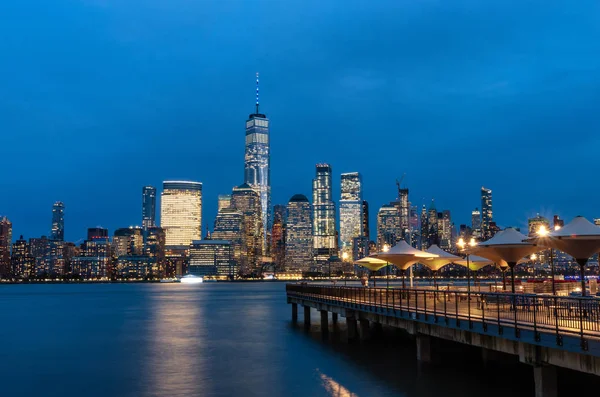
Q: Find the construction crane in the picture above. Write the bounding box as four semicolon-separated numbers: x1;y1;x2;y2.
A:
396;173;406;197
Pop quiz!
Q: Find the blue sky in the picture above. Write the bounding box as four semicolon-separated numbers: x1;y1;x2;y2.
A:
2;0;600;241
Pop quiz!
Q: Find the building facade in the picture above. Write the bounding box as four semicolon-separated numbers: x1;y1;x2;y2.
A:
244;74;271;254
51;201;65;241
481;187;493;239
189;240;234;277
377;204;401;250
362;200;370;241
285;195;313;272
271;204;286;270
217;194;232;213
471;208;482;239
230;183;263;273
339;172;363;258
142;186;157;229
212;208;244;268
113;227;144;257
312;164;337;264
160;181;202;247
0;217;13;277
11;235;35;278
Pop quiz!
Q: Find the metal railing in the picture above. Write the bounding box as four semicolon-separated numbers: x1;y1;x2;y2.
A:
286;284;600;351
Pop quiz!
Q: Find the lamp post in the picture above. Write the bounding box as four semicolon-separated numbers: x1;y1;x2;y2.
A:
342;252;349;286
381;244;390;289
530;253;538;280
457;237;477;294
537;224;558;295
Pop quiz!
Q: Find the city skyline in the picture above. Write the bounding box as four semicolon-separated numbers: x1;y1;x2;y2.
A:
2;1;600;241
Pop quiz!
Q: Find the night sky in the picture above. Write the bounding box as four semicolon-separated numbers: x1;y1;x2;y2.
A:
2;0;600;242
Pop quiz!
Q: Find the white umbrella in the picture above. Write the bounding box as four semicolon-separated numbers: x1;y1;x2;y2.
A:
424;245;461;287
371;240;439;288
527;216;600;296
471;228;540;293
354;257;390;287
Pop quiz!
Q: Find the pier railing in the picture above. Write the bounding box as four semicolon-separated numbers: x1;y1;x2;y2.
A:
287;284;600;351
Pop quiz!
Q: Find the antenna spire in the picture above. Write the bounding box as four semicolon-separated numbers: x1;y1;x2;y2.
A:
255;72;260;114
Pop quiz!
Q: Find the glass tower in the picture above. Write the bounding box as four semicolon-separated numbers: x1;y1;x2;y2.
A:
377;205;400;250
160;181;202;247
51;201;65;241
231;183;263;272
285;194;313;272
481;187;493;239
142;186;156;229
312;164;337;263
339;172;362;258
0;217;12;277
244;74;271;254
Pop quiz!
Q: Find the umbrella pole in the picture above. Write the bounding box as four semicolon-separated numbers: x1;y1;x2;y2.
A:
577;258;586;296
402;269;406;289
509;263;516;294
433;270;437;289
502;268;507;291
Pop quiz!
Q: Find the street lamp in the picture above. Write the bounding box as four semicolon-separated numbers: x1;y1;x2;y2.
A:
537;224;557;295
379;244;390;288
341;252;349;286
457;237;477;294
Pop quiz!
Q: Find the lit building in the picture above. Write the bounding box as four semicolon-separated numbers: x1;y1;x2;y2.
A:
362;200;370;241
271;204;286;270
285;194;313;272
481;187;493;239
352;236;369;261
231;183;263;273
427;200;438;248
377;204;400;250
244;74;271;253
339;172;363;258
0;217;12;277
553;215;564;229
313;164;337;264
528;214;550;237
399;188;409;238
160;181;202;247
420;205;428;249
471;208;482;239
212;208;244;269
142;186;157;229
113;227;144;257
114;256;158;279
189;240;234;277
71;229;111;279
217;194;232;212
40;240;65;276
145;226;166;259
439;210;452;250
51;201;65;241
11;235;35;278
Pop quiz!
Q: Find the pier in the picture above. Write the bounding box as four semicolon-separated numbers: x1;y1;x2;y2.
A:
287;284;600;397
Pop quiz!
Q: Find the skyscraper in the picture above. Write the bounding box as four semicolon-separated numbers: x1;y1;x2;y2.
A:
439;210;452;250
244;73;271;254
399;188;409;237
160;181;202;247
528;214;550;237
377;204;400;250
271;204;286;270
481;187;493;239
427;199;438;247
142;186;157;229
212;208;244;271
471;208;482;239
51;201;65;241
313;164;337;263
113;227;144;257
362;200;370;241
285;194;313;272
0;217;13;277
231;183;263;272
217;194;232;212
189;240;233;277
11;235;35;279
339;172;363;258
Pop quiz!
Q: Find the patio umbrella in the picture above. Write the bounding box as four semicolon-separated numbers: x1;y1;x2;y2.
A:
470;228;540;294
354;257;389;287
424;245;461;288
371;240;439;288
527;216;600;297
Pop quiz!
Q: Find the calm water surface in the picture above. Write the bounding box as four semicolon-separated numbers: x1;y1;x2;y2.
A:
0;282;534;397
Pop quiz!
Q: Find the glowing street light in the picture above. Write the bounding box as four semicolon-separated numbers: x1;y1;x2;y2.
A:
457;237;477;293
538;225;556;295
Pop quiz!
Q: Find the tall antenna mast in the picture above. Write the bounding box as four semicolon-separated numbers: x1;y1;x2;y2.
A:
255;72;260;114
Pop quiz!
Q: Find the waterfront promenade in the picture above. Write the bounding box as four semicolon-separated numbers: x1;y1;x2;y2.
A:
287;283;600;397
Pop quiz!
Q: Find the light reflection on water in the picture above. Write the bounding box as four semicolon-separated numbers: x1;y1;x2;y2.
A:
0;282;545;397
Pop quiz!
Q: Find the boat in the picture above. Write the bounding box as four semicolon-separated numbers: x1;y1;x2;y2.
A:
180;274;204;284
160;278;178;283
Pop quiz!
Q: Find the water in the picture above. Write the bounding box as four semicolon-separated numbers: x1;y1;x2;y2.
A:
0;282;546;396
